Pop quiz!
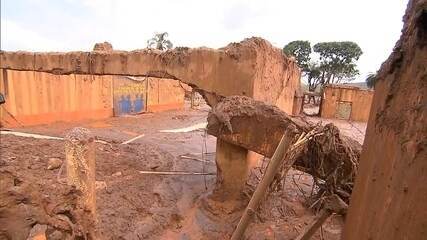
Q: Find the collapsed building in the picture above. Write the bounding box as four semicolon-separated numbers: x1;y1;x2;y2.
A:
0;0;426;238
0;36;361;238
0;37;302;115
0;37;305;194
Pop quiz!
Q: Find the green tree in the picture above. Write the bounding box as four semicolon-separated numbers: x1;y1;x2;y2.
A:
147;32;173;51
365;73;377;89
283;40;312;72
313;41;363;85
306;61;322;92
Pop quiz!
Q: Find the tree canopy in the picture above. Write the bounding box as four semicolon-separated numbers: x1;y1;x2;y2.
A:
313;41;363;84
306;61;322;91
147;32;173;51
284;40;363;91
283;41;312;72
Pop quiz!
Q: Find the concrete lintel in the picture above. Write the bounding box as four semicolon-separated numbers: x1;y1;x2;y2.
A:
207;96;307;158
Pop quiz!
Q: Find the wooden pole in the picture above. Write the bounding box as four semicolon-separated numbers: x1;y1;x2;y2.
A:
294;209;332;240
294;194;348;240
65;127;96;217
230;127;298;240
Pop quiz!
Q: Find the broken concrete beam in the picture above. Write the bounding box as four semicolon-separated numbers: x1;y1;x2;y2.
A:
0;38;301;110
207;96;310;158
64;127;96;217
207;96;362;201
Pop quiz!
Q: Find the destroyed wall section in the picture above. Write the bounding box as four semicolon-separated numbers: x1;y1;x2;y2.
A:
237;39;302;113
342;0;427;239
0;37;301;115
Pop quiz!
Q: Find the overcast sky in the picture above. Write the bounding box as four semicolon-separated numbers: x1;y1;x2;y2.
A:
1;0;408;82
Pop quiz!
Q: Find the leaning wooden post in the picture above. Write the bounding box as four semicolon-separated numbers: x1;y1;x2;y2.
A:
65;127;96;217
295;194;348;240
230;126;298;240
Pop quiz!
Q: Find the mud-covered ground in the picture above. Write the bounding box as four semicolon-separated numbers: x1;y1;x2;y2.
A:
0;103;366;239
303;104;366;144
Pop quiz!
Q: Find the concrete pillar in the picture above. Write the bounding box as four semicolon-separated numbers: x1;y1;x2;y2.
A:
247;151;263;169
65;127;96;216
215;138;250;198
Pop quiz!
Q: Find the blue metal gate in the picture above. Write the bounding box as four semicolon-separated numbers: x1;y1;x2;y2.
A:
113;77;147;116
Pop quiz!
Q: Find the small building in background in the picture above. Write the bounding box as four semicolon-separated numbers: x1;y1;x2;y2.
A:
320;84;374;122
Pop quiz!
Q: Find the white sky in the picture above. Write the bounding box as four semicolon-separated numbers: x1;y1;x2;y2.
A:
1;0;409;82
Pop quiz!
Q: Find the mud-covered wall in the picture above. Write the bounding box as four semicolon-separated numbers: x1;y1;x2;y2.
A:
148;78;185;112
320;85;374;122
0;71;186;127
342;0;427;239
249;40;301;113
0;37;301;114
0;70;113;127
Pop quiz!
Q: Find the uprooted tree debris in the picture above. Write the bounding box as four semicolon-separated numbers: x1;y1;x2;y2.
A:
207;96;362;205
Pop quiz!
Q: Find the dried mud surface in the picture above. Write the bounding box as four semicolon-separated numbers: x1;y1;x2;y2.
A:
0;105;355;239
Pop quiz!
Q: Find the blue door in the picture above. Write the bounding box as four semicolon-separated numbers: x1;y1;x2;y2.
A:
114;77;147;116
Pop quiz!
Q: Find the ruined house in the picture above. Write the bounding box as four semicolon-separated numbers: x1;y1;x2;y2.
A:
320;84;374;122
0;38;302;127
0;0;425;238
